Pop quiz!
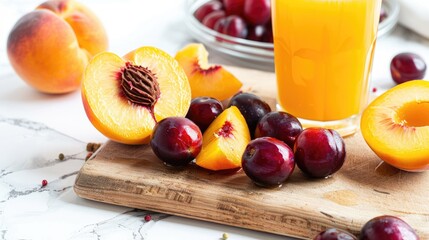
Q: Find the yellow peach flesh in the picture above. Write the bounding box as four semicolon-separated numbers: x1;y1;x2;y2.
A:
82;52;156;144
189;69;243;101
175;43;242;101
361;80;429;171
82;47;191;145
196;106;250;171
124;47;191;122
197;140;239;170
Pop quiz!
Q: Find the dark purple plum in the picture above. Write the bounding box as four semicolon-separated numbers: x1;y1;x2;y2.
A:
359;215;419;240
254;111;303;149
313;228;357;240
186;97;224;132
150;117;202;167
294;128;346;178
390;52;426;84
194;0;223;22
242;137;295;187
228;92;271;138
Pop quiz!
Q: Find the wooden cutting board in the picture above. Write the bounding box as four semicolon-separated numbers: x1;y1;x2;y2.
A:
74;66;429;239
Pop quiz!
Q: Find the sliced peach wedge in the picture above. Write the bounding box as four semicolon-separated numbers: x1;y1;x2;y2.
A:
175;43;242;101
82;46;191;145
196;106;251;171
361;80;429;171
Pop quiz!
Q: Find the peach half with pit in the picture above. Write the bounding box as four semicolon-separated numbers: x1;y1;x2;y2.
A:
174;43;242;101
82;46;191;145
7;0;108;94
361;80;429;171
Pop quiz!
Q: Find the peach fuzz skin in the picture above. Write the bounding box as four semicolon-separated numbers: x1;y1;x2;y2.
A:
7;0;108;94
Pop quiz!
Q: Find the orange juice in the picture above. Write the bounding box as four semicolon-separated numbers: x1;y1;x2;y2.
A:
272;0;382;134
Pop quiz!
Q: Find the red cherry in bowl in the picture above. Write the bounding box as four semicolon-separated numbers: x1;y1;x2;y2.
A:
150;117;202;167
247;25;266;42
202;10;226;30
221;15;248;38
379;6;388;23
242;137;295;187
294;128;346;178
390;52;426;84
194;0;223;22
223;0;245;16
360;215;419;240
214;16;227;32
261;21;273;43
243;0;271;26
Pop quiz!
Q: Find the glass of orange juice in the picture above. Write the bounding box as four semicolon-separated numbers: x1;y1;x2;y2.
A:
272;0;382;136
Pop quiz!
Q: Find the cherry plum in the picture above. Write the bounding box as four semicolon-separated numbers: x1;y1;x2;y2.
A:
360;215;419;240
294;128;346;178
390;52;426;84
242;137;295;187
255;111;302;149
186;97;224;132
150;117;202;166
228;92;271;138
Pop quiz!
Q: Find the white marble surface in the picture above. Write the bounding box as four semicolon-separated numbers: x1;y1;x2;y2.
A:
1;0;429;239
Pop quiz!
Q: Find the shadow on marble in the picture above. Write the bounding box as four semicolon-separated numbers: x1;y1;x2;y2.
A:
0;81;76;104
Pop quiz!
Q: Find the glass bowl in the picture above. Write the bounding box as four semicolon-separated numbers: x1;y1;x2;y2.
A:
185;0;399;71
378;0;400;38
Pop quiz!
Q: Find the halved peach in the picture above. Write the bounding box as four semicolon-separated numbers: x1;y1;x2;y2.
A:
361;80;429;171
196;106;250;170
174;43;242;101
82;46;191;145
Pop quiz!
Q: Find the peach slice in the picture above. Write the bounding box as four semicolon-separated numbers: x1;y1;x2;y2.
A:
361;80;429;171
196;106;250;170
174;43;242;101
7;0;108;94
82;46;191;145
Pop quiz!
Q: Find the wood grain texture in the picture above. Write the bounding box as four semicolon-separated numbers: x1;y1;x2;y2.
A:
74;66;429;239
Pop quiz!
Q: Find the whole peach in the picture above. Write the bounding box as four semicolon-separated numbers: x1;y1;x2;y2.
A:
7;0;108;94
